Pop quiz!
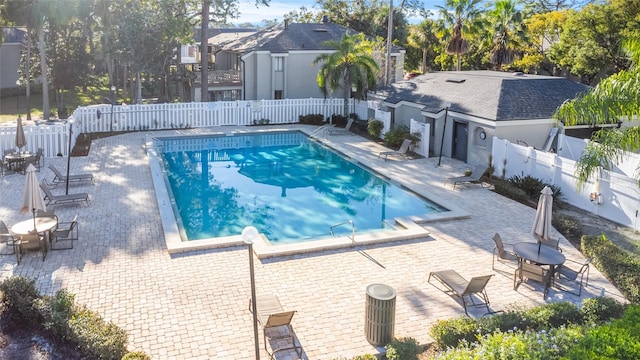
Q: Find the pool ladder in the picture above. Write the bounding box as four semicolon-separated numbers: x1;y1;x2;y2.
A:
330;220;355;243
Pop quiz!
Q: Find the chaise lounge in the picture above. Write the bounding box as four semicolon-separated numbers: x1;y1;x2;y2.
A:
378;139;412;161
250;294;302;359
327;118;354;135
39;180;90;206
428;269;493;315
49;165;95;185
444;165;487;189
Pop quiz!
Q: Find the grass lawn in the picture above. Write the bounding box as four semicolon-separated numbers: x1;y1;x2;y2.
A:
0;86;115;125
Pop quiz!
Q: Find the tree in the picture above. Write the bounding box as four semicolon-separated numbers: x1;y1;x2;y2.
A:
313;33;379;117
406;18;440;73
554;39;640;188
437;0;484;71
488;0;527;71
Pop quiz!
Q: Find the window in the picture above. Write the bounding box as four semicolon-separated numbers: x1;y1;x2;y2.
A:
274;90;283;99
274;57;284;72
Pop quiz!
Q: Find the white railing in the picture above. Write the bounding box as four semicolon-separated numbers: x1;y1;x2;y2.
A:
491;137;640;231
0;121;76;158
71;98;371;134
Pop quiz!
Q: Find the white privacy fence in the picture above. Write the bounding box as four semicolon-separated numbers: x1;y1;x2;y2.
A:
410;118;430;157
71;98;371;134
0;122;76;158
492;137;640;231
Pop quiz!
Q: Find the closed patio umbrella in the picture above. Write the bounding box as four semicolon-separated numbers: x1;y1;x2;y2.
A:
531;185;553;253
15;118;27;152
21;164;47;231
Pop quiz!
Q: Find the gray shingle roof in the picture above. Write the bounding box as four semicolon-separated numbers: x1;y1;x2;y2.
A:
375;71;590;121
219;22;402;54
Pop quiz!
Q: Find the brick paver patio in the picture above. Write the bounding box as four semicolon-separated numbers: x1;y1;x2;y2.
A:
0;126;625;359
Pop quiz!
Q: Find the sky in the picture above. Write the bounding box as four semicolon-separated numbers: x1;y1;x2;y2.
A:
235;0;443;25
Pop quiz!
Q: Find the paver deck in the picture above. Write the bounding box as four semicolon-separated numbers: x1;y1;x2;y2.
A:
0;125;625;359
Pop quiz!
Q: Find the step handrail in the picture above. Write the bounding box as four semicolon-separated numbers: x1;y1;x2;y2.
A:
330;220;355;243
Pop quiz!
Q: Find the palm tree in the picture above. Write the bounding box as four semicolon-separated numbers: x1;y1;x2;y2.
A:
407;19;440;73
488;0;527;71
313;33;379;117
437;0;484;71
554;39;640;188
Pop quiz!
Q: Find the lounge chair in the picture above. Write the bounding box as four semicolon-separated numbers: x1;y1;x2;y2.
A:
444;165;487;189
39;180;90;206
249;295;302;359
378;139;412;160
327;118;354;135
492;233;518;270
48;165;95;185
428;269;493;315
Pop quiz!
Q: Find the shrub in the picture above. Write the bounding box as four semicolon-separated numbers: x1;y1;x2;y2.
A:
525;302;582;328
383;125;419;149
507;175;545;198
330;114;349;127
565;305;640;359
429;316;479;349
385;337;421;360
0;276;41;324
298;114;325;125
582;234;640;303
552;214;582;242
122;351;152;360
580;297;627;324
367;119;384;138
68;305;129;359
493;180;529;203
41;289;76;341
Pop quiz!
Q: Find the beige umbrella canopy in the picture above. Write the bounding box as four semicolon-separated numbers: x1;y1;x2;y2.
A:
532;185;553;252
21;164;47;230
15;118;26;152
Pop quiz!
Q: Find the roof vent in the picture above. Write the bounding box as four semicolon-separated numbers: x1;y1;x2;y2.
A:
512;71;524;76
446;78;466;83
313;28;328;32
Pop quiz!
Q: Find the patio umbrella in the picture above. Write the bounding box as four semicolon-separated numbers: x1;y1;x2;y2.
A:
20;164;47;231
15;118;27;152
532;185;553;253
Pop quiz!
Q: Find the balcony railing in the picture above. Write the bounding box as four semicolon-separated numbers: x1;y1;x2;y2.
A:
194;70;241;86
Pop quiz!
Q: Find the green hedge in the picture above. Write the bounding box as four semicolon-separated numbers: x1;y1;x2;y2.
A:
582;234;640;303
0;276;145;360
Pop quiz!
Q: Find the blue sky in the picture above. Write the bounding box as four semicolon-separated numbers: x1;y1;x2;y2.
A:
235;0;443;25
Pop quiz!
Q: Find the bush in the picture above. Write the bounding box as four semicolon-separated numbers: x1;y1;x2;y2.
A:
68;305;129;359
0;276;41;324
493;180;529;203
298;113;325;125
552;214;582;242
430;316;479;349
41;289;76;341
385;337;421;360
582;234;640;303
330;114;349;127
525;302;582;328
580;297;627;324
507;175;546;198
122;351;152;360
367;119;384;138
383;125;419;149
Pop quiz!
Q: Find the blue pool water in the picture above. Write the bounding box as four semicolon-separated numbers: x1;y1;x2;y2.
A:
160;131;447;244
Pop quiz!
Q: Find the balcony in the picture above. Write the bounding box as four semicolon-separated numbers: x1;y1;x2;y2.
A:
194;70;242;87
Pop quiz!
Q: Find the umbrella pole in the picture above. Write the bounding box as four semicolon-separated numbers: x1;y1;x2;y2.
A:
32;208;37;232
538;240;542;254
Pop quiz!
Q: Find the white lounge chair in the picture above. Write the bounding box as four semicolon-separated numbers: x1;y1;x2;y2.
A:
327;118;354;135
378;139;412;160
48;165;95;185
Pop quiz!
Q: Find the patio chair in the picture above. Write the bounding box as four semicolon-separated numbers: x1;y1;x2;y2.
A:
50;214;78;250
428;269;493;315
39;180;90;206
0;221;18;261
249;295;302;359
540;238;562;253
36;148;45;169
514;261;551;298
48;165;95;185
327;118;354;135
555;257;592;296
378;139;412;161
444;165;487;190
17;232;47;263
492;233;518;270
0;159;6;177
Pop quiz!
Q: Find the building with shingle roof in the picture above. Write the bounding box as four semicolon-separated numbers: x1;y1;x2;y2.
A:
369;71;590;166
193;20;404;102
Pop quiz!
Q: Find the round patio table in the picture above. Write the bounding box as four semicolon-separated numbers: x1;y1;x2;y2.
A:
513;242;565;296
4;152;34;173
11;216;58;236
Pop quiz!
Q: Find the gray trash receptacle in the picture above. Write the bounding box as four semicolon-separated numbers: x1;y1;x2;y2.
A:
365;283;396;346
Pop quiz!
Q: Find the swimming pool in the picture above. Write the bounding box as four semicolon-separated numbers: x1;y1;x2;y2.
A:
158;131;447;244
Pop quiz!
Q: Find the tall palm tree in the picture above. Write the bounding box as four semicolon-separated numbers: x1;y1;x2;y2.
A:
313;33;379;117
555;39;640;188
437;0;484;71
407;19;440;73
488;0;527;71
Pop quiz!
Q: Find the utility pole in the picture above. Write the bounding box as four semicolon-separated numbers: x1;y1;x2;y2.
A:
200;0;211;102
385;0;394;85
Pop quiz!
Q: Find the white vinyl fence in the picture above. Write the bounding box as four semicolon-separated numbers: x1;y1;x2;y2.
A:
71;98;370;134
0;121;76;158
492;137;640;232
410;118;430;157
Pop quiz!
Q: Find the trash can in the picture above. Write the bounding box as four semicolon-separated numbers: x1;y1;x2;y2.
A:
364;283;396;346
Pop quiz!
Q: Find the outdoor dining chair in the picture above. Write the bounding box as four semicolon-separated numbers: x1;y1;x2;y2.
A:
0;220;18;261
514;261;551;299
556;257;592;296
17;232;47;263
492;233;518;270
50;214;79;250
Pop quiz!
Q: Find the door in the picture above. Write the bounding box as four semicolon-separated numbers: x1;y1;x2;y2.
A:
453;121;468;162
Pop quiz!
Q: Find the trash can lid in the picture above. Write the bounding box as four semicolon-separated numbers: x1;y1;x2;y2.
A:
366;283;396;300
